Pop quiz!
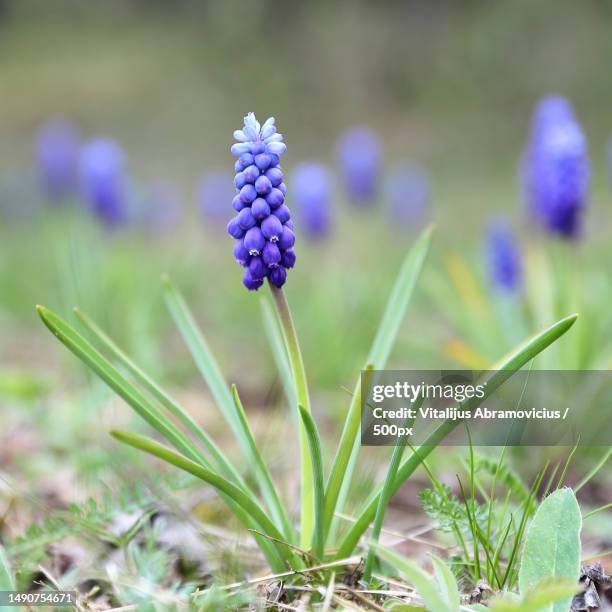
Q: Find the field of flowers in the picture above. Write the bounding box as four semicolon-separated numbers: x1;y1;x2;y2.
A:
1;2;611;611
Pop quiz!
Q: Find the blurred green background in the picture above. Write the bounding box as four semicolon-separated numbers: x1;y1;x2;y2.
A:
1;0;612;399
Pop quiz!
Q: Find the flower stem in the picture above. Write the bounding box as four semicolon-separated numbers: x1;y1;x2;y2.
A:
270;285;314;550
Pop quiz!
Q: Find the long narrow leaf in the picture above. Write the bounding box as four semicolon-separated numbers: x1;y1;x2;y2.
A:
324;227;433;540
162;276;290;534
74;308;246;489
39;307;284;570
335;313;578;559
111;429;300;569
231;385;295;542
37;306;210;468
298;406;325;560
162;277;245;445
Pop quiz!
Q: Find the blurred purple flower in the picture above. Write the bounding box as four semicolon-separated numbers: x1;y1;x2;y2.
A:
79;138;128;228
35;119;80;199
529;96;575;142
291;162;332;240
197;170;234;223
523;96;589;238
384;161;430;227
486;220;522;294
336;126;381;205
228;113;294;291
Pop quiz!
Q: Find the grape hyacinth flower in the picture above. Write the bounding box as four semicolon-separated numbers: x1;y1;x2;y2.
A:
291;162;332;240
35;119;80;200
336;126;381;205
79;138;128;228
228;113;294;291
197;170;234;224
523;96;589;238
485;220;523;294
384;161;431;228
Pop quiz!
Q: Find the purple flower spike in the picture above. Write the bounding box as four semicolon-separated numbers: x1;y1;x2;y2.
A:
486;219;523;294
385;162;431;228
35;118;80;200
291;162;332;240
336;126;381;205
523;96;589;238
228;113;295;290
79;138;128;227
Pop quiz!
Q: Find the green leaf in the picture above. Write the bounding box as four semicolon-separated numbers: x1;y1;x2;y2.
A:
375;545;450;612
231;385;295;543
335;313;578;560
518;489;581;612
162;277;292;540
161;277;247;452
73;308;246;490
111;429;300;569
36;306;209;468
430;554;461;611
38;305;288;571
298;406;325;560
325;226;433;540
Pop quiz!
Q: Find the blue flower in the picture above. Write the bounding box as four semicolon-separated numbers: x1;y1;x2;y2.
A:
384;161;430;228
291;162;332;240
523;96;589;238
486;220;522;294
336;127;381;205
79;138;128;228
228;113;294;291
35;119;80;200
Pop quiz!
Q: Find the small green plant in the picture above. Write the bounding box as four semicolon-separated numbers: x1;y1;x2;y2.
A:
35;226;578;601
518;488;581;612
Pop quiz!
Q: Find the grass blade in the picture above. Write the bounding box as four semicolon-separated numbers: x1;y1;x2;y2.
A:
162;276;290;538
298;406;325;560
362;440;405;583
37;308;293;568
335;313;578;560
574;447;612;493
324;227;433;541
73;307;246;489
111;429;300;569
161;276;245;449
231;384;295;542
37;305;210;468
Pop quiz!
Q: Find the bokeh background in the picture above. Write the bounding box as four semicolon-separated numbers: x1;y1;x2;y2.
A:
0;0;611;595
